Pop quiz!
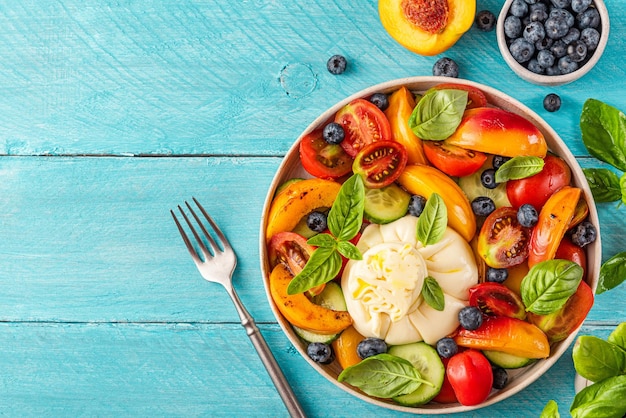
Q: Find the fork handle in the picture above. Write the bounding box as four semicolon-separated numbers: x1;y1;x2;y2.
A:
228;288;307;418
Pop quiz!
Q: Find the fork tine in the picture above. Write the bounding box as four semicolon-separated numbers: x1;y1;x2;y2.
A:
170;209;202;263
192;197;234;254
176;203;217;261
184;200;222;258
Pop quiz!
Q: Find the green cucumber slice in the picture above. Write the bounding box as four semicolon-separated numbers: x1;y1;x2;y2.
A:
483;350;534;369
388;342;445;406
363;183;411;224
293;282;347;343
293;326;338;344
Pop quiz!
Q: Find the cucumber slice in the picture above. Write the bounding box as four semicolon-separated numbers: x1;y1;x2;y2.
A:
293;326;338;344
292;282;347;343
458;164;510;209
363;183;411;224
483;350;535;369
388;342;445;406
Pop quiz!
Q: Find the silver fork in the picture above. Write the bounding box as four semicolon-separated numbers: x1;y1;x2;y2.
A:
171;198;306;418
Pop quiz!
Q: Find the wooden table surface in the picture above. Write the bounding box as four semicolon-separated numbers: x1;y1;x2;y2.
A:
0;1;624;416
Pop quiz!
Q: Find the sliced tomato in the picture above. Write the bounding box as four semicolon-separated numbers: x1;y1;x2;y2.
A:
469;282;526;320
429;83;488;109
477;207;531;268
446;350;493;406
555;236;587;280
335;98;392;157
299;128;353;179
423;140;487;177
352;140;408;188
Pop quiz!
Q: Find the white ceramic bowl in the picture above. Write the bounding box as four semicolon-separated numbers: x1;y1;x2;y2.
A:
496;0;609;86
259;76;601;414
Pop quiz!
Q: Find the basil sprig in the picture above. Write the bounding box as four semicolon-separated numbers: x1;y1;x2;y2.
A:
287;174;364;295
572;335;626;383
570;375;626;418
520;259;583;315
495;156;545;182
408;89;468;140
416;193;447;246
421;276;445;311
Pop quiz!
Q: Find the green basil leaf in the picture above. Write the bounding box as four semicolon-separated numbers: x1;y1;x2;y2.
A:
338;354;431;398
540;400;560;418
416;193;447;246
327;174;364;242
408;89;468;140
495;156;545;182
336;240;362;261
597;251;626;294
307;233;336;249
570;375;626;418
608;322;626;351
572;335;626;382
421;276;445;311
621;172;626;206
520;259;583;315
287;247;342;295
580;98;626;172
583;168;622;203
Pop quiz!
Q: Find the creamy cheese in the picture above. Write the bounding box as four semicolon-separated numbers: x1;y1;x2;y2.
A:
341;215;478;345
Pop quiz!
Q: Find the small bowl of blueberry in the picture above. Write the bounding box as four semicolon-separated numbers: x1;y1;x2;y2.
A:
496;0;609;86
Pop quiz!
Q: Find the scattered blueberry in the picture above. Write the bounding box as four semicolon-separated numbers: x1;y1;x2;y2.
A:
567;39;588;62
509;38;535;63
517;203;539;227
436;337;459;358
307;211;328;233
326;54;347;75
504;15;523;39
432;57;459;78
481;168;498;189
357;338;387;359
475;10;496;31
322;122;345;144
577;7;600;29
572;0;592;13
472;196;496;217
458;306;483;331
487;267;509;283
543;93;562;112
408;195;427;217
493;155;511;170
581;27;600;50
492;365;509;389
307;342;334;364
570;221;597;247
510;0;529;17
369;92;389;111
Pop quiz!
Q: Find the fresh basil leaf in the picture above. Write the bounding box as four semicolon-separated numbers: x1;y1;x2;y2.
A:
287;247;342;295
307;233;337;249
570;374;626;418
572;335;626;382
421;276;445;311
327;174;364;242
408;89;468;140
597;251;626;294
416;193;447;246
608;322;626;351
583;168;622;203
338;354;431;398
540;400;560;418
621;172;626;206
580;98;626;172
520;259;583;315
336;240;362;261
495;156;545;182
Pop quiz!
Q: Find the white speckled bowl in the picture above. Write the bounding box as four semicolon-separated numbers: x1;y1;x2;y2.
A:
259;76;601;414
497;0;609;86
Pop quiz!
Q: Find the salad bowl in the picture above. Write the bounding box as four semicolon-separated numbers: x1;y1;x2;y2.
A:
259;76;601;414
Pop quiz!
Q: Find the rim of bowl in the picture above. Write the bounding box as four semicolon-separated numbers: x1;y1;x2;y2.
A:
496;0;610;86
259;76;601;414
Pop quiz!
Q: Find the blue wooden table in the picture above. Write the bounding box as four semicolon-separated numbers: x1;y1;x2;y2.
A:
0;1;623;416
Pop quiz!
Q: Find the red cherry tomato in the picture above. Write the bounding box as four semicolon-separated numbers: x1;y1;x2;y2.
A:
423;140;487;177
469;282;526;320
335;99;392;157
506;154;571;210
299;128;353;179
432;357;458;404
477;207;531;268
352;140;408;188
429;83;488;109
446;350;493;406
555;236;587;280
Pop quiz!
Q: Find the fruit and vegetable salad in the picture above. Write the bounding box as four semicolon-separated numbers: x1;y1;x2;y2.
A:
263;82;597;408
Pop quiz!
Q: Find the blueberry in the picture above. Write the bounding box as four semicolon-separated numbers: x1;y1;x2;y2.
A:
550;0;571;8
536;36;554;51
517;203;539;227
546;64;562;75
529;3;549;22
458;306;483;331
493;155;511;170
408;195;427;217
571;0;592;13
475;10;496;31
577;8;600;29
537;49;556;68
322;122;345;144
487;267;509;283
570;221;597;247
509;38;535;63
527;59;545;74
433;57;459;78
369;93;389;111
510;0;529;17
550;8;575;28
307;342;334;364
472;196;496;217
523;21;546;43
558;55;579;74
544;16;570;39
436;337;459;358
524;0;539;4
543;93;562;112
550;39;568;58
492;366;509;389
567;39;588;62
481;168;498;189
581;27;600;50
504;15;523;38
326;54;347;75
357;338;387;359
562;27;581;45
307;211;328;232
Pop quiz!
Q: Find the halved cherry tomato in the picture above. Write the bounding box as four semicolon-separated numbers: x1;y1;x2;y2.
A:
477;207;531;268
422;140;487;177
384;86;428;165
299;128;353;179
352;140;408;188
429;83;488;109
528;186;582;268
506;154;571;210
469;282;526;320
555;236;587;280
335;99;392;157
432;357;458;404
446;350;493;406
527;280;594;343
